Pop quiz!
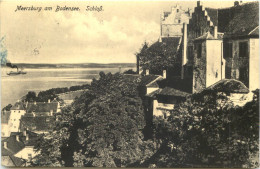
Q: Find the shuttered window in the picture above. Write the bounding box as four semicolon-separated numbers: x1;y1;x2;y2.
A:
224;42;233;58
239;42;248;57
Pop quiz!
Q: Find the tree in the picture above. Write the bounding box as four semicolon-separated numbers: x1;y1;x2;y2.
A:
136;40;182;75
25;91;37;102
0;36;7;65
32;72;154;167
73;72;147;167
2;104;12;111
145;90;259;168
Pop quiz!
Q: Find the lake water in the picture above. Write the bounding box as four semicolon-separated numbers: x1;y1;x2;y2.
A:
1;67;134;109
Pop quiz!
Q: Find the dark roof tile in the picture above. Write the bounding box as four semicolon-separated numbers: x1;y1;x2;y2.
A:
26;102;58;113
10;102;25;110
157;87;190;97
203;79;249;93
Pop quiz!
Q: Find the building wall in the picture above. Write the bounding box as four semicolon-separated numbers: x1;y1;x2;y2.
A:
249;38;259;90
161;5;190;37
1;123;9;137
14;147;38;160
8;110;26;133
206;40;224;87
193;41;207;93
224;39;250;87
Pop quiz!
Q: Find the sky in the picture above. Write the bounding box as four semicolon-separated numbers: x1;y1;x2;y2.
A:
0;0;252;64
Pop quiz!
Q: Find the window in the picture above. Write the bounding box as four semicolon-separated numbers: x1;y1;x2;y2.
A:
239;42;248;57
239;67;249;87
225;66;231;79
18;111;20;113
177;9;179;12
197;44;202;58
178;19;181;23
224;42;233;58
28;153;32;160
188;46;193;61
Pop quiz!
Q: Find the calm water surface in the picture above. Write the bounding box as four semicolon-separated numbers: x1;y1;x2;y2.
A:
1;67;134;108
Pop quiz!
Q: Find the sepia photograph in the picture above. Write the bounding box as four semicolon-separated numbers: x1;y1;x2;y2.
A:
0;0;259;168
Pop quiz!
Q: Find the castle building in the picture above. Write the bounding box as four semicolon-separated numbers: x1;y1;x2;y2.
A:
182;1;259;93
160;4;191;38
137;5;191;75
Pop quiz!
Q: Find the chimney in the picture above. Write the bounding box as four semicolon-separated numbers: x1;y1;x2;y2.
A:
48;99;50;103
16;135;19;142
4;142;7;149
26;134;29;141
163;70;167;79
214;26;218;39
197;1;201;7
145;69;149;76
50;110;53;116
23;130;26;136
181;23;188;79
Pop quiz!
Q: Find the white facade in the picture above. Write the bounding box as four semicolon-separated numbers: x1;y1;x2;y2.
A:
14;146;39;160
8;109;26;133
249;38;259;91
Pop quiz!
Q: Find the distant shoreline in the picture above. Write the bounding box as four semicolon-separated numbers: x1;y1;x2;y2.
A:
1;63;136;69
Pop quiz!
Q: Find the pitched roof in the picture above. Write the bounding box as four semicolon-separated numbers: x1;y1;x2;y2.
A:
3;130;39;154
139;75;162;86
146;89;162;98
10;102;25;110
20;116;55;132
157;87;190;97
194;32;223;41
2;136;25;154
217;2;259;37
205;7;218;26
1;111;11;124
146;37;182;56
1;155;25;167
203;79;249;93
26;102;58;113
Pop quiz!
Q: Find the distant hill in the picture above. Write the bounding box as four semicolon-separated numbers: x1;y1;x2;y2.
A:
8;63;136;69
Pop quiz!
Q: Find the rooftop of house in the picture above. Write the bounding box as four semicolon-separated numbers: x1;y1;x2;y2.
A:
2;130;39;156
26;101;59;113
10;102;25;111
194;32;224;41
20;116;55;132
1;111;11;124
145;37;182;56
123;74;163;87
2;155;25;167
203;1;259;38
157;87;190;97
202;79;249;94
